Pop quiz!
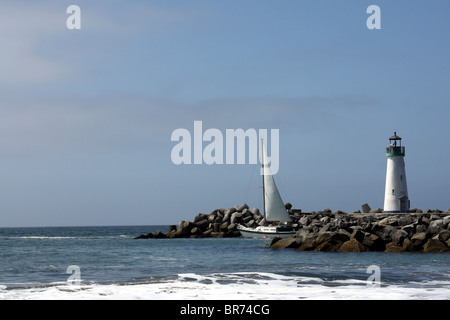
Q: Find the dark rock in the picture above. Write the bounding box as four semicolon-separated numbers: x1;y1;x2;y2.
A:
236;203;249;212
401;224;416;237
134;232;153;239
193;213;208;223
212;222;221;233
196;219;209;231
361;203;371;213
153;230;166;238
210;232;225;238
168;225;177;233
227;223;236;231
202;229;213;237
224;230;241;238
362;233;386;251
390;229;408;246
314;231;349;252
350;229;365;243
437;230;450;242
416;224;427;233
411;232;428;250
299;216;310;226
220;221;229;232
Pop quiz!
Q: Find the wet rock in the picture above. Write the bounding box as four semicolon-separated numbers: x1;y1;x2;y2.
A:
153;230;166;238
339;239;367;252
270;237;299;249
350;229;365;243
423;239;448;252
385;243;407;252
362;234;385;251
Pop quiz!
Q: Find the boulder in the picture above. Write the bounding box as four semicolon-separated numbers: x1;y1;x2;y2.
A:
314;231;349;252
390;229;408;246
193;213;208;223
378;216;399;226
437;230;450;242
153;230;166;238
398;216;414;226
200;229;211;237
210;232;225;238
134;232;153;239
299;216;310;226
236;203;249;212
350;229;365;243
423;239;448;252
427;220;444;235
385;243;407;252
222;212;231;222
224;230;241;238
362;233;385;251
416;224;427;233
174;221;195;238
361;203;371;213
411;232;428;250
339;239;367;252
196;219;209;231
296;231;317;251
371;224;395;243
401;224;416;237
270;237;299;249
220;221;229;232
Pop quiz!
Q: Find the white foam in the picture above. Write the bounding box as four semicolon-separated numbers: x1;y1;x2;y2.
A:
1;272;448;300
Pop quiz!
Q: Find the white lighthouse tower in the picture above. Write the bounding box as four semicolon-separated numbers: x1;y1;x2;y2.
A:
383;132;410;213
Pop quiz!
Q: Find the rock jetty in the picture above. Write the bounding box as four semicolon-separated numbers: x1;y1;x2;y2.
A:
271;208;450;253
135;204;450;252
135;203;262;239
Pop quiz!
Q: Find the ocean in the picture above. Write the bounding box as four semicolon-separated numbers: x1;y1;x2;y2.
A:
0;225;449;300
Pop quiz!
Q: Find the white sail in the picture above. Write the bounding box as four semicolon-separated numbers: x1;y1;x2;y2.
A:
261;140;291;222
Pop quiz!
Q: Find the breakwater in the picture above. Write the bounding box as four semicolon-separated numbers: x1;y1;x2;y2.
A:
135;204;450;252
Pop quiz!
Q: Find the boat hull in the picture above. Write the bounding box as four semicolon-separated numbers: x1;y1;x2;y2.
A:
236;225;296;239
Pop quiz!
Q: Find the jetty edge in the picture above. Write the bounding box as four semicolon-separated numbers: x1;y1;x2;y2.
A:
134;204;450;252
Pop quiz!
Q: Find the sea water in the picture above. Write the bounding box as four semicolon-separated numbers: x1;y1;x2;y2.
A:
0;225;448;300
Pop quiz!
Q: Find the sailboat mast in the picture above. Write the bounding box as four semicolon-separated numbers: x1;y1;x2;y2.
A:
261;138;266;225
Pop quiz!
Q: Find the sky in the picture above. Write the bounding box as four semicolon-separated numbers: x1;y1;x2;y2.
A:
0;0;449;227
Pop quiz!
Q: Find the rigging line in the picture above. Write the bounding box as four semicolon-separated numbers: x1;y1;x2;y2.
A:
243;162;257;207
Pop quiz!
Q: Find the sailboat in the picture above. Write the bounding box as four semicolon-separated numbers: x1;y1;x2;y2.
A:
237;139;296;239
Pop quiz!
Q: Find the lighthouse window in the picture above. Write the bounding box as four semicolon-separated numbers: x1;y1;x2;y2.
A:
392;188;395;195
400;174;403;180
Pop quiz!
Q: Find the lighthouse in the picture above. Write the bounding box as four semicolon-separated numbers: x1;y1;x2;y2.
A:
383;132;410;213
